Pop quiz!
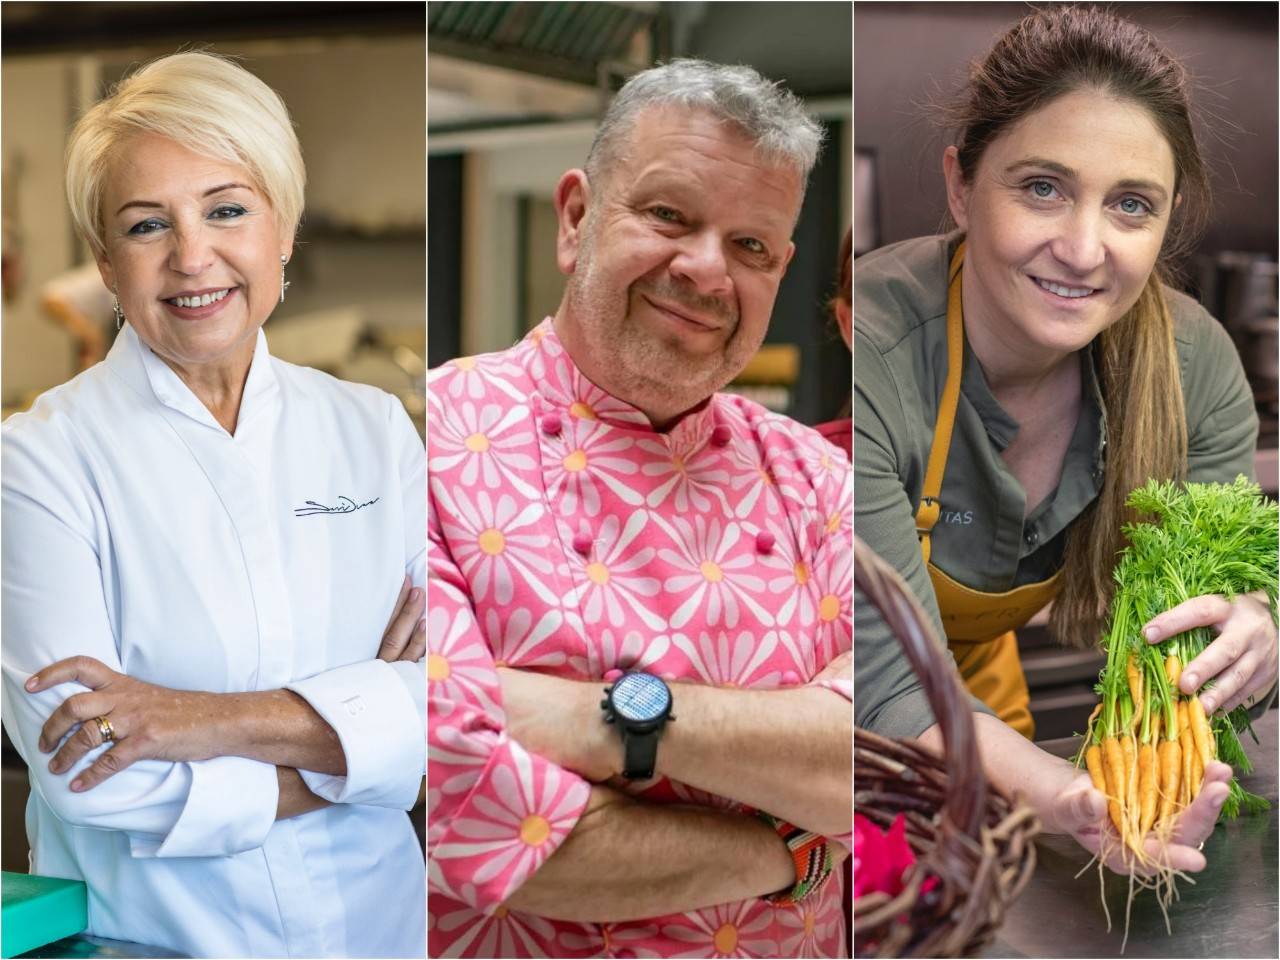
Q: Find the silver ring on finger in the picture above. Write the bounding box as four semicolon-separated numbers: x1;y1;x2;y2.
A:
93;715;115;743
1197;840;1205;851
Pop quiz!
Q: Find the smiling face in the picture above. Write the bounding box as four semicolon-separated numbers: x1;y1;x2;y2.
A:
944;89;1177;366
553;106;802;426
96;133;290;378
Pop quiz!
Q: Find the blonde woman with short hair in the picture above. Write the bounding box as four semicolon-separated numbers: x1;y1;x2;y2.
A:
2;53;425;957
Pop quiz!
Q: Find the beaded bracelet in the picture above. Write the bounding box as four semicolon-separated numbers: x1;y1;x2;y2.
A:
757;812;835;905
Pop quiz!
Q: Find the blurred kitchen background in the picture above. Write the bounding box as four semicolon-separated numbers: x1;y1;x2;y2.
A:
2;1;426;436
428;0;853;427
855;1;1280;741
1;0;426;874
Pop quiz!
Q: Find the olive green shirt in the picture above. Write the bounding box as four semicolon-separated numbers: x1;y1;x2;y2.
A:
855;233;1259;738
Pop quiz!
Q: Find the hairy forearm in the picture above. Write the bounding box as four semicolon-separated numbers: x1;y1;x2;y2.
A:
656;684;851;837
917;713;1077;834
275;766;332;820
215;690;346;775
500;668;851;837
502;785;793;922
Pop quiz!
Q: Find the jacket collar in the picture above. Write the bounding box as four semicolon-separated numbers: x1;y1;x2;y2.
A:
105;324;279;434
514;317;719;443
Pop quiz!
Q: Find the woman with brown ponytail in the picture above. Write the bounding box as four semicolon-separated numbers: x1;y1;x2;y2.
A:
854;5;1274;873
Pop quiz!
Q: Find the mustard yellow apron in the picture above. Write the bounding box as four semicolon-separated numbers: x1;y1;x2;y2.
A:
913;242;1062;739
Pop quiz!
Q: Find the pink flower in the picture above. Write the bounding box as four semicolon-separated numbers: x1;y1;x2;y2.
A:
852;812;933;899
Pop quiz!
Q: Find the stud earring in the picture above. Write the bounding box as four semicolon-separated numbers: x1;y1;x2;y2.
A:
280;255;291;304
112;293;124;330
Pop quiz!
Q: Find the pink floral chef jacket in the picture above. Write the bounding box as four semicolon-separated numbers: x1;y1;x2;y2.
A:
428;319;852;958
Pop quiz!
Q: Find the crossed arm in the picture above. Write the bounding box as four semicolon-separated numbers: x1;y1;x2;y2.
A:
428;666;849;922
490;659;851;921
20;575;426;820
502;783;796;922
497;654;852;838
427;608;850;922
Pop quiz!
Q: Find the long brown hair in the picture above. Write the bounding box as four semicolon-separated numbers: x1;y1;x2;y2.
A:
946;6;1210;648
836;226;852;308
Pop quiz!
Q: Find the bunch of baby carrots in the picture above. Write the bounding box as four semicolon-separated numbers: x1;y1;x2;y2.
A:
1083;646;1219;857
1080;477;1276;870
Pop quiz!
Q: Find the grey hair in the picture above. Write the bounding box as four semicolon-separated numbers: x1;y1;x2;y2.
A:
584;59;824;189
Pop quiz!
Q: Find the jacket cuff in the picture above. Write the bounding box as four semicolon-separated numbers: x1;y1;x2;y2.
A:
142;756;278;858
287;659;423;807
429;735;591;914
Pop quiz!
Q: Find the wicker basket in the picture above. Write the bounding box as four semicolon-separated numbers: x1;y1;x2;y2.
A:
853;536;1040;958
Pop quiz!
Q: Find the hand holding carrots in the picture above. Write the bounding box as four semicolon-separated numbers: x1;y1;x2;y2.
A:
1143;591;1277;716
1055;761;1231;877
1060;480;1275;939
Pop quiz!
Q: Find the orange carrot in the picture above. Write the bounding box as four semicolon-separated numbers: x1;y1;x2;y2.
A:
1178;703;1194;811
1165;653;1181;689
1188;695;1214;771
1121;734;1141;851
1126;655;1143;731
1138;741;1158;836
1102;736;1125;836
1191;748;1204;801
1086;744;1106;795
1157;738;1182;825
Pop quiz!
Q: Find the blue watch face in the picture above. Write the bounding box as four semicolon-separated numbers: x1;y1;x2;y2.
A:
611;673;670;723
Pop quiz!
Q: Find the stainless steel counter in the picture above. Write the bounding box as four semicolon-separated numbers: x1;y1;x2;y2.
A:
988;711;1278;958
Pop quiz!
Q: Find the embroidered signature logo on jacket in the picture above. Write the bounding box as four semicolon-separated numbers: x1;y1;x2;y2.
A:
294;496;380;517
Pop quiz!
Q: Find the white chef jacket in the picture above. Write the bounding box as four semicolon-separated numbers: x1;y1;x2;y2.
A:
1;324;426;958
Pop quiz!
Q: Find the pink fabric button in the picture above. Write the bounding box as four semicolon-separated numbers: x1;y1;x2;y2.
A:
603;668;624;683
782;670;801;685
755;531;775;554
710;424;732;447
572;532;593;555
540;413;562;435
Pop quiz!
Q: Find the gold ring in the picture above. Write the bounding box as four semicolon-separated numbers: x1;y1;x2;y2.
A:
93;716;115;743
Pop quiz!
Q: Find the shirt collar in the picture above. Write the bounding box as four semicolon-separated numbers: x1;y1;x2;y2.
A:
959;329;1107;461
515;317;720;441
105;324;279;433
959;335;1020;450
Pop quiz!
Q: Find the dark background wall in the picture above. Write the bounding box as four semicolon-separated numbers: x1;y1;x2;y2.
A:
854;2;1279;260
769;118;850;425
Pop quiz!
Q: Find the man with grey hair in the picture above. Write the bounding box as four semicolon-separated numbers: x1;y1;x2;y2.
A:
428;59;851;957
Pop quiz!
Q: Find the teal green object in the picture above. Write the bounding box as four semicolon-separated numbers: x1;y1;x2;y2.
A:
1;871;88;958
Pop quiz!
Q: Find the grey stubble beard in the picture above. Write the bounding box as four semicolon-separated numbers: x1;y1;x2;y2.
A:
563;222;759;422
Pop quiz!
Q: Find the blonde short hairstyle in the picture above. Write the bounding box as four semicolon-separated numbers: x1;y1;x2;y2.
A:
66;52;305;257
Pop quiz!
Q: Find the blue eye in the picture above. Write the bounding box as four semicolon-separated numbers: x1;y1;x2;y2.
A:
1117;196;1151;217
738;237;765;254
128;218;166;236
1029;180;1057;200
210;204;246;220
651;206;682;223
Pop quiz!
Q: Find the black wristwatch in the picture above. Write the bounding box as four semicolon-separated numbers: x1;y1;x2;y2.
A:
601;672;675;780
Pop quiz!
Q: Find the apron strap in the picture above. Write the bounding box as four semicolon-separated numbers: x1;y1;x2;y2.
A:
915;240;967;565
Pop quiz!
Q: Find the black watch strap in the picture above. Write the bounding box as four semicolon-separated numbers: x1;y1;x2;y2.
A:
621;728;660;780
